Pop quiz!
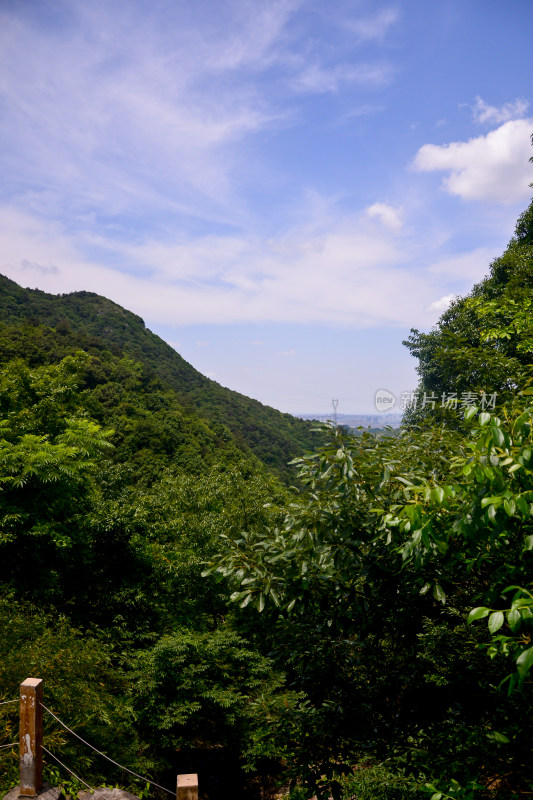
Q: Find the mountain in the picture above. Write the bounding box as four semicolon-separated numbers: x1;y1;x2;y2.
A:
0;274;320;480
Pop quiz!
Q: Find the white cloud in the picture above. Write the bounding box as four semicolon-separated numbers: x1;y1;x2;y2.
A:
472;96;529;125
426;294;455;313
0;1;302;230
427;247;499;282
413;119;533;204
0;1;521;347
0;0;398;229
0;202;478;332
366;202;403;230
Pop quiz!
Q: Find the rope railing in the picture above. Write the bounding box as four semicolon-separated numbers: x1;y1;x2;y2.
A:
42;746;112;800
41;703;175;797
14;678;198;800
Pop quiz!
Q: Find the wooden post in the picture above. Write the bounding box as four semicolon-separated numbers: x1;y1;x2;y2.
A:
177;774;198;800
19;678;43;797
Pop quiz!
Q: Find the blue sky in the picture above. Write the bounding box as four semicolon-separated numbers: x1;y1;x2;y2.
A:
1;0;532;414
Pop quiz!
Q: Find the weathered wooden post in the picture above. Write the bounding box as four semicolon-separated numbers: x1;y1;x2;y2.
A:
19;678;43;797
177;774;198;800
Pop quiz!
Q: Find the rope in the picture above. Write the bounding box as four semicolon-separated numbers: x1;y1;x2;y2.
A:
41;704;174;796
42;746;111;800
0;700;18;707
0;742;18;750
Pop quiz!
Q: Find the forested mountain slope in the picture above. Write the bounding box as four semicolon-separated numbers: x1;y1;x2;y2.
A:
0;275;319;479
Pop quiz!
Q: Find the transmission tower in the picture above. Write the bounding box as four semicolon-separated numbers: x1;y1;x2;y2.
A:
331;397;339;426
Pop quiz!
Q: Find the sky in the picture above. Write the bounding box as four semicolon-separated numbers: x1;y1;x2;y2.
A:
1;0;532;415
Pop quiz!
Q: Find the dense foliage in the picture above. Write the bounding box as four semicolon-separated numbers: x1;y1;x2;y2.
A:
207;196;533;798
2;186;533;800
0;326;297;795
0;276;320;481
403;193;533;428
209;413;533;797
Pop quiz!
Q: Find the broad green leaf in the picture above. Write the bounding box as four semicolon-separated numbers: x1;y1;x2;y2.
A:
524;535;533;551
395;476;415;486
488;731;510;744
516;646;533;680
517;496;529;515
514;412;531;431
269;588;280;606
464;405;478;422
433;583;446;604
509;595;533;606
504;498;516;516
487;504;497;523
492;427;505;447
467;607;490;623
506;609;521;632
431;486;444;504
478;412;491;426
481;496;502;508
488;610;504;634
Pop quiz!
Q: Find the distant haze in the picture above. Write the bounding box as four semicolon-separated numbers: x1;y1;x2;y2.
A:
297;413;403;429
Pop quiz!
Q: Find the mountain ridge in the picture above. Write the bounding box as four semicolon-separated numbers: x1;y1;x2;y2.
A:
0;274;320;479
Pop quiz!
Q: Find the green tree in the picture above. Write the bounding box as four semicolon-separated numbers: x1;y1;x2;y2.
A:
403;190;533;427
209;412;533;795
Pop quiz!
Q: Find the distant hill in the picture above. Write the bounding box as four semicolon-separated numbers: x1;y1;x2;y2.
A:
0;274;320;480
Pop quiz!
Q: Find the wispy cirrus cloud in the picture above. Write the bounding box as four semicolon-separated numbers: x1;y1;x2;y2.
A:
346;7;400;41
472;96;529;125
291;61;394;93
0;0;398;234
0;2;282;222
0;4;528;350
0;195;500;334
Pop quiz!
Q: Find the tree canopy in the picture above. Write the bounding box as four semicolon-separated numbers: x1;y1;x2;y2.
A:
403;192;533;428
3;181;533;800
